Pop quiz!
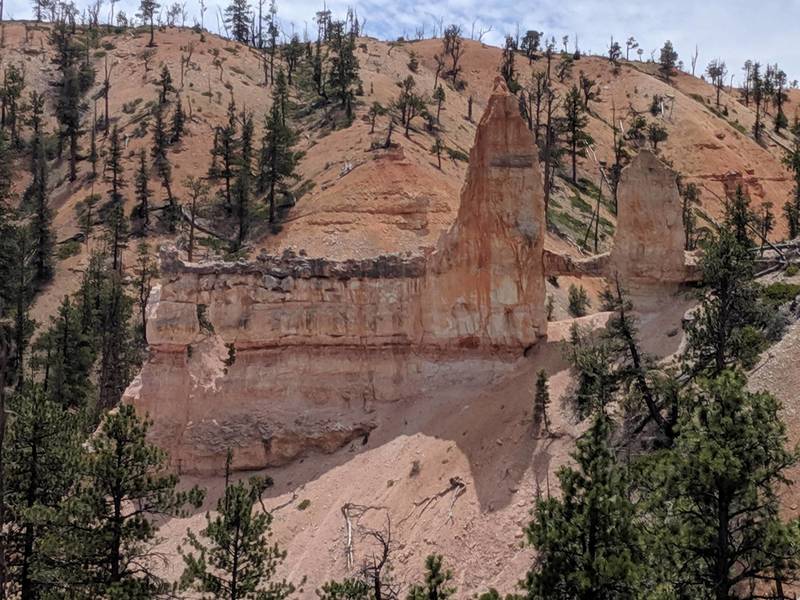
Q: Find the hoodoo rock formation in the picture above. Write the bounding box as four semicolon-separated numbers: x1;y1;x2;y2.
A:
126;79;697;474
609;150;691;284
125;78;548;473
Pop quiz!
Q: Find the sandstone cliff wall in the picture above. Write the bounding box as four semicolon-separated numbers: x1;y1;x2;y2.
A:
128;81;698;474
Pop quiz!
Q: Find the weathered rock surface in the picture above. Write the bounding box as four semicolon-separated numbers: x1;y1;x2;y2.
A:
126;78;547;473
128;81;701;474
608;150;691;284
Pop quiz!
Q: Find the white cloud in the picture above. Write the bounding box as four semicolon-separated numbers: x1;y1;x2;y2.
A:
4;0;799;81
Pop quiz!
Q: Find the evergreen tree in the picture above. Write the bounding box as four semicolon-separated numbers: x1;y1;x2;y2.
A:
1;63;26;148
35;296;96;409
138;0;160;46
171;95;185;143
105;201;129;273
232;110;254;250
151;102;177;231
5;227;36;384
96;273;136;410
106;125;126;207
157;63;174;105
54;65;84;182
524;411;643;599
327;20;360;120
433;85;445;123
724;185;755;248
567;284;590;317
406;554;455;600
563;84;592;183
658;40;678;82
705;59;727;108
61;405;204;596
259;72;300;225
783;138;800;239
133;148;151;232
211;100;238;214
29;135;54;285
180;477;293;600
532;369;551;436
133;242;157;345
3;383;82;599
225;0;251;44
646;371;800;599
684;226;762;376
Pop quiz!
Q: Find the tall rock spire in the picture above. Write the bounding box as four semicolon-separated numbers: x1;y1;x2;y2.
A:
427;77;547;348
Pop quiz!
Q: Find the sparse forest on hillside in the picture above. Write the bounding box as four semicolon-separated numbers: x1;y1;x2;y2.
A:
2;0;800;597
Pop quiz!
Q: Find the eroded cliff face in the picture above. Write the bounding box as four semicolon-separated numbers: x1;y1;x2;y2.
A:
609;150;690;283
127;80;700;474
126;78;547;473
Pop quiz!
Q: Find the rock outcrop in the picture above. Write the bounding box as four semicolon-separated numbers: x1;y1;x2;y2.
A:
544;150;698;284
608;150;690;284
126;78;547;473
127;81;701;474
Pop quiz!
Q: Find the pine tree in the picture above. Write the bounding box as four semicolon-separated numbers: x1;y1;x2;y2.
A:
54;65;84;182
563;84;592;183
567;284;590;317
327;20;360;120
132;242;157;344
3;383;82;599
35;296;96;409
105;201;129;273
184;176;209;262
433;84;445;123
532;369;550;436
259;72;300;225
211;99;238;214
151;102;177;231
96;273;136;410
783;138;800;239
171;95;185;143
232;110;254;250
225;0;251;44
646;371;800;598
524;411;643;599
138;0;160;46
180;477;293;600
684;226;762;376
658;40;678;82
406;554;456;600
6;227;35;384
157;63;174;105
29;135;54;284
724;185;755;248
133;148;151;232
106;125;126;207
1;63;26;148
61;405;204;596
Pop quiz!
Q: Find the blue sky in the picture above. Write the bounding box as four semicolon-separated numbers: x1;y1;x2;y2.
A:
4;0;799;83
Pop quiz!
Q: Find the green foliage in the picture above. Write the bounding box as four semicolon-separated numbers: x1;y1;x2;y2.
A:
684;227;763;375
641;371;800;598
259;69;301;227
759;281;800;309
327;20;361;121
180;477;293;600
524;412;644;598
533;369;551;436
658;40;678;81
567;283;590;317
317;578;370;599
4;383;83;599
55;405;202;596
406;554;455;600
